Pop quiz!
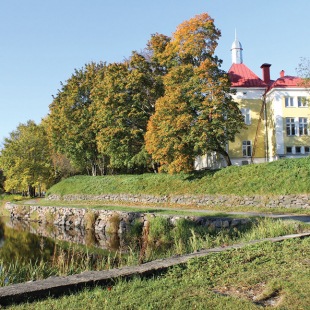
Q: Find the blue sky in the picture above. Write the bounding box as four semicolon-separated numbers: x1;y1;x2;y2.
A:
1;0;310;144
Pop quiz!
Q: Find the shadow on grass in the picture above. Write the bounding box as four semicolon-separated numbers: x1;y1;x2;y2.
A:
184;169;218;181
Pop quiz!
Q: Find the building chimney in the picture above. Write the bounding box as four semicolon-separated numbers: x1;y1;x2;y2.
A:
280;70;285;78
260;63;271;84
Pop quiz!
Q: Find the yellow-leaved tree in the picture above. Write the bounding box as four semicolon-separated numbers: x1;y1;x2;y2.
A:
145;13;244;173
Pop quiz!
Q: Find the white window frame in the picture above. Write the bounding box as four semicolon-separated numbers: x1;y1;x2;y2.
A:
285;97;294;107
286;118;296;136
242;140;252;157
299;117;308;136
298;96;308;108
286;146;310;155
295;146;302;154
241;108;251;125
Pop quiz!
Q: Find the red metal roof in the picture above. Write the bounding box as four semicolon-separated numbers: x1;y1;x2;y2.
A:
270;75;304;89
228;63;267;88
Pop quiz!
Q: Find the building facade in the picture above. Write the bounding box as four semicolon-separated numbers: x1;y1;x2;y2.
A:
195;36;310;169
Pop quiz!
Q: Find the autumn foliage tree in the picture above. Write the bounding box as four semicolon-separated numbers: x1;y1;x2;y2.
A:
145;13;244;173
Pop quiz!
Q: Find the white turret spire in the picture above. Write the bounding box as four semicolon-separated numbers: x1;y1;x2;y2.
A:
231;30;243;64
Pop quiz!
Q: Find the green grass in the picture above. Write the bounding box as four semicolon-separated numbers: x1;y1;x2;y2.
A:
1;217;308;287
0;194;24;202
8;237;310;309
47;157;310;197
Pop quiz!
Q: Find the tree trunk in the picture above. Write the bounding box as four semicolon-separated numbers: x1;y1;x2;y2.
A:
28;185;35;197
98;156;108;175
216;147;232;166
152;162;159;173
91;161;97;176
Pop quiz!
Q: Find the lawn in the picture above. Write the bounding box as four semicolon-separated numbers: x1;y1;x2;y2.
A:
47;157;310;197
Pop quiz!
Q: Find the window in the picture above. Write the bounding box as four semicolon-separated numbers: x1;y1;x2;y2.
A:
305;146;310;153
241;108;251;125
299;118;308;136
286;118;296;136
242;140;252;157
286;146;292;154
295;146;301;154
298;97;308;107
285;97;294;107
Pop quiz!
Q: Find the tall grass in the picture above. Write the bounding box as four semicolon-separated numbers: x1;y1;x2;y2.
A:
0;217;307;287
8;238;310;310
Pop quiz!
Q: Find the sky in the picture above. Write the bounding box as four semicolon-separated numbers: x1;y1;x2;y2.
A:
1;0;310;145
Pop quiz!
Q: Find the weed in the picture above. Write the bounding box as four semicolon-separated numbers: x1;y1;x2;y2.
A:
30;210;39;221
147;216;172;246
45;210;56;224
15;205;30;218
84;210;97;230
106;213;120;234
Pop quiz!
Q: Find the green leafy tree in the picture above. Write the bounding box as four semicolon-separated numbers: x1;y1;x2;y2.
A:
92;52;164;172
0;121;53;196
145;13;244;173
46;62;105;176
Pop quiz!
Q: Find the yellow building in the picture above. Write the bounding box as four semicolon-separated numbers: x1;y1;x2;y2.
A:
195;36;310;169
266;73;310;159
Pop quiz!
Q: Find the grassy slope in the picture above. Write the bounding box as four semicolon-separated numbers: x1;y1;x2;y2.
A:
47;157;310;197
9;237;310;310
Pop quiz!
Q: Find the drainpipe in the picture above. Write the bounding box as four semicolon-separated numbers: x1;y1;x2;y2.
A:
260;63;272;163
263;93;269;162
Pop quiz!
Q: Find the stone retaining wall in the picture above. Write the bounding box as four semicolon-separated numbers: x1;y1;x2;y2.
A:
6;203;251;234
47;193;310;209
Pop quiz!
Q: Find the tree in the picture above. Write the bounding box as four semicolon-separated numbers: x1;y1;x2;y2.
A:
50;152;79;183
92;52;164;172
0;121;53;196
46;62;105;176
145;13;244;173
0;170;4;194
296;57;310;93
